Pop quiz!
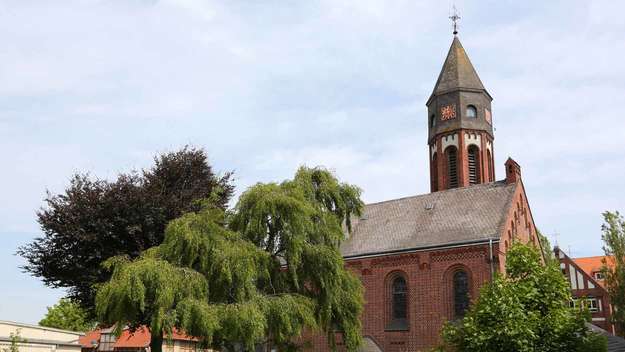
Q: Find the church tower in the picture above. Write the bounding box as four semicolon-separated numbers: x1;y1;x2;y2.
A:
427;35;495;192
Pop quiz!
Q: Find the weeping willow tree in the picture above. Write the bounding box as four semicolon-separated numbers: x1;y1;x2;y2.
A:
96;167;364;351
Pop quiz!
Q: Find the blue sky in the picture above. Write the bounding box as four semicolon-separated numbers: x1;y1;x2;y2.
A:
1;0;625;324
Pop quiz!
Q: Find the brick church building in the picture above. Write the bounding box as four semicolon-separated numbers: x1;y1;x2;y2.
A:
307;34;542;351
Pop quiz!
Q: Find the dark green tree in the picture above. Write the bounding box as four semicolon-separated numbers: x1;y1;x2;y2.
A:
18;147;234;317
600;211;625;335
96;167;364;352
39;298;96;332
439;243;606;352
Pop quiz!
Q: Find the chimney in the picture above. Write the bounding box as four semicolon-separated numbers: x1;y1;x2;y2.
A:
505;158;521;184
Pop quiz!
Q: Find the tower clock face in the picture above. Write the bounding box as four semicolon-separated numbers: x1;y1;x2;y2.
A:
440;104;456;121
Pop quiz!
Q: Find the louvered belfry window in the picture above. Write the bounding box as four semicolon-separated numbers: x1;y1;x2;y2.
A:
468;146;480;185
453;270;470;318
446;147;458;188
487;150;494;182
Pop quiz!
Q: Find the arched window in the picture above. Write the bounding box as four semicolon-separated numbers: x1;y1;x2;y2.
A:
466;105;477;118
445;146;458;189
392;276;408;322
430;114;436;128
487;150;494;181
467;145;480;185
431;153;439;191
453;270;470;318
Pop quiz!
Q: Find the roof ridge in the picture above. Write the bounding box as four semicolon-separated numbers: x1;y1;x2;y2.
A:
0;320;84;335
573;255;609;260
363;180;509;207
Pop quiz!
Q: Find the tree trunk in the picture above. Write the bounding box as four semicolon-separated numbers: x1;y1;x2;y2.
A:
150;329;163;352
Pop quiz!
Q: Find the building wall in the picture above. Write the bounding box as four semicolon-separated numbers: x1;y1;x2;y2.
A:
85;333;211;352
305;244;496;352
164;339;205;352
305;181;542;351
0;321;82;352
429;129;495;192
0;322;82;343
497;182;540;272
555;248;614;333
0;340;81;352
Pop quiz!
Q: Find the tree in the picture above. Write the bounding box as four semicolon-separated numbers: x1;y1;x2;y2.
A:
439;243;607;352
39;298;95;332
600;211;625;334
536;229;556;264
18;147;234;317
96;167;364;352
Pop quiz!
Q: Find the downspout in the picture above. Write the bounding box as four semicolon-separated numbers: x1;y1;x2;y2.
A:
489;238;494;280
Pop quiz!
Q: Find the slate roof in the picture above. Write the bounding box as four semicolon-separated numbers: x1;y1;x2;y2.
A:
358;337;383;352
587;323;625;352
431;36;487;97
340;181;517;258
607;334;625;352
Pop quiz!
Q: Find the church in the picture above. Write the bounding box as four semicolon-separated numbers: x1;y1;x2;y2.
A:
307;34;541;352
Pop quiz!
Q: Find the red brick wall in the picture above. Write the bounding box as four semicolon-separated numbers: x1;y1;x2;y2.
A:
497;182;539;272
555;248;615;334
304;244;496;352
430;129;495;192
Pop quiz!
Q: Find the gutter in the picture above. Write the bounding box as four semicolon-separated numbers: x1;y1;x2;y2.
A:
0;337;81;347
489;238;494;279
342;237;500;261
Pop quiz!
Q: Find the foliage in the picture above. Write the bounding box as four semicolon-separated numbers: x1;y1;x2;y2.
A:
1;329;26;352
600;210;625;334
39;298;96;332
18;146;234;317
96;167;365;351
536;229;556;264
583;332;609;352
439;243;607;352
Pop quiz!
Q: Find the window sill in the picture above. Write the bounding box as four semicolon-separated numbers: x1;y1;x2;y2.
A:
384;327;409;332
385;319;409;332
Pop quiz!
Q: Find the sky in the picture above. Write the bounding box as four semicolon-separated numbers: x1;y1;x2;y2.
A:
1;0;625;324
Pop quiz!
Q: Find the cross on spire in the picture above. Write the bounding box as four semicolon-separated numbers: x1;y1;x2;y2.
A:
449;5;460;36
552;232;560;247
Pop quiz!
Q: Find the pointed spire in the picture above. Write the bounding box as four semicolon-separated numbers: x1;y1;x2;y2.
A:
431;37;487;97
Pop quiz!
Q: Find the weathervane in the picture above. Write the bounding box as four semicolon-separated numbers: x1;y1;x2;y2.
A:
449;5;460;35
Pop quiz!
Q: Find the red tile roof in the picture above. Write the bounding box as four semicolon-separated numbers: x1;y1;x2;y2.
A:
573;255;614;288
573;255;613;276
171;329;197;341
113;327;151;348
80;326;197;349
79;329;101;348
